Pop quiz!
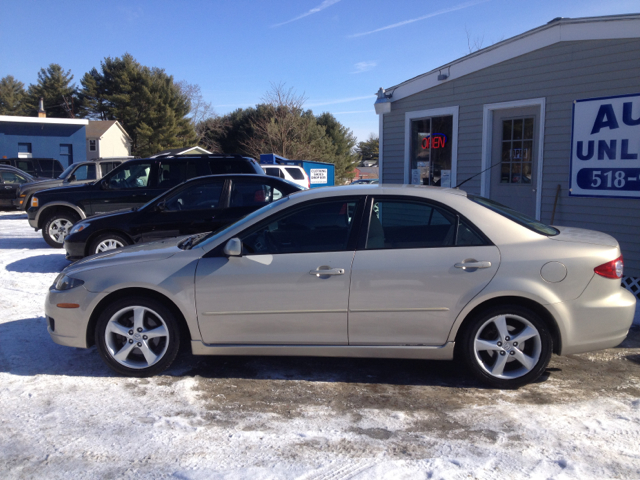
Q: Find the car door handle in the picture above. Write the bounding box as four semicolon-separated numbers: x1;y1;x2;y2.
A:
309;267;345;277
455;261;492;270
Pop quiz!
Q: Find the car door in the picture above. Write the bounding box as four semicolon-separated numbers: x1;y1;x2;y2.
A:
133;178;228;243
89;161;157;215
195;197;364;345
348;196;500;346
0;170;29;202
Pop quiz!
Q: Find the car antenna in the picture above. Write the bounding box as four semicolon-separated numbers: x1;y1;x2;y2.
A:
455;161;502;189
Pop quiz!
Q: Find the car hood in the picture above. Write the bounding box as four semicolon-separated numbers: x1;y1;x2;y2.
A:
23;178;64;190
550;226;619;247
36;182;94;197
83;207;138;224
65;236;186;274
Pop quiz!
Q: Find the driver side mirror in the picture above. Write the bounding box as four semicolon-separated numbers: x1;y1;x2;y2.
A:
223;238;242;257
65;174;76;183
155;201;167;212
100;179;109;190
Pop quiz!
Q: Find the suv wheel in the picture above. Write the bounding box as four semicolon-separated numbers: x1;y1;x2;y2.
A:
90;233;130;255
95;296;181;377
460;305;552;389
43;212;78;248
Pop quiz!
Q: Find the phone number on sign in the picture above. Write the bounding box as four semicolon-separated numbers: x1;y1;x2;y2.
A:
576;168;640;191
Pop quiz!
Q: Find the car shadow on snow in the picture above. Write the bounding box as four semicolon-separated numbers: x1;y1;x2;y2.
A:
5;254;70;273
0;212;28;220
0;236;49;250
0;316;557;388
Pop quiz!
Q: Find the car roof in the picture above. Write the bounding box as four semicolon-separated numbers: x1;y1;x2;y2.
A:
281;183;468;201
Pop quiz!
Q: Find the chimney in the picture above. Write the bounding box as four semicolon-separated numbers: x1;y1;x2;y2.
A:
38;97;46;118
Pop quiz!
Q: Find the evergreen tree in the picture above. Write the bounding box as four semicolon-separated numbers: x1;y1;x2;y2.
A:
316;112;360;183
0;75;27;115
356;134;379;165
25;64;79;117
79;54;196;157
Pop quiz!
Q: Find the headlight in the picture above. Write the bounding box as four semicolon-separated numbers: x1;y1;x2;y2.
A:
70;222;90;235
31;196;39;207
52;274;85;291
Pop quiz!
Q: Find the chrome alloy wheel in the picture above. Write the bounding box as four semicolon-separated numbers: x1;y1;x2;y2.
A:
48;218;73;244
473;313;542;380
95;238;124;253
104;306;170;369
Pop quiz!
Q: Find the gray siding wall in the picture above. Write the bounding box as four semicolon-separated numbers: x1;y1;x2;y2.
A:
382;39;640;275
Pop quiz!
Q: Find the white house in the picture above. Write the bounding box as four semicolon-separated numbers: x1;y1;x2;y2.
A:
86;121;132;160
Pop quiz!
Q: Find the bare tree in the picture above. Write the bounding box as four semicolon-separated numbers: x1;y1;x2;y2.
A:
176;81;219;149
465;26;485;53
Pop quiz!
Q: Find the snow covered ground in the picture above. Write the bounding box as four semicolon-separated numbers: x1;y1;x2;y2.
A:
1;209;639;479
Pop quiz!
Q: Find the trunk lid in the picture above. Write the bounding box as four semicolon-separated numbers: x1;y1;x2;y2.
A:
549;226;619;248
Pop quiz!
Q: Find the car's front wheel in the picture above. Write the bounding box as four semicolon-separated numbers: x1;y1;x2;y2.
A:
460;305;552;388
95;296;181;377
90;232;130;255
43;212;78;248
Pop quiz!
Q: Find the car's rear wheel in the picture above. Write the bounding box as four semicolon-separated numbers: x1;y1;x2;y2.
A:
95;296;181;377
460;305;552;388
43;212;78;248
90;232;130;255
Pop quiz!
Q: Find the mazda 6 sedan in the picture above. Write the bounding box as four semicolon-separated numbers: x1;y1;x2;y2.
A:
46;185;636;388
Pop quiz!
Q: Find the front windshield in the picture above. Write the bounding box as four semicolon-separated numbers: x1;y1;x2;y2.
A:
468;194;559;236
192;196;291;248
59;164;75;179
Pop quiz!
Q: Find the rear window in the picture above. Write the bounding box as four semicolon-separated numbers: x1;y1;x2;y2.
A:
209;159;255;175
285;167;305;180
468;194;559;236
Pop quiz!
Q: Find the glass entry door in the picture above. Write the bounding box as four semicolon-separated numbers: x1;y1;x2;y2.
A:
410;115;453;187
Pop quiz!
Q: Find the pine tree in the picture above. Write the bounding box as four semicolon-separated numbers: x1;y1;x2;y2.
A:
316;112;360;183
25;64;79;117
356;134;379;166
0;75;27;115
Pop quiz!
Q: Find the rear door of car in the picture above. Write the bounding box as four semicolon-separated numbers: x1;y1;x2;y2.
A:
348;196;500;346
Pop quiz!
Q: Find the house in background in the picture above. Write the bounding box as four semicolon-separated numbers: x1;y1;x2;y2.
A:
352;166;379;181
0;115;88;166
86;121;132;160
151;146;212;157
374;14;640;279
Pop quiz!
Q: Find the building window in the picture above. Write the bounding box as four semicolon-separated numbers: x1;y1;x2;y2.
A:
18;143;32;159
89;139;96;151
500;117;534;184
410;115;453;187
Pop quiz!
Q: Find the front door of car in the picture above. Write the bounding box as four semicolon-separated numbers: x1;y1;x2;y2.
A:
88;161;157;215
134;179;228;243
195;197;363;345
348;197;500;346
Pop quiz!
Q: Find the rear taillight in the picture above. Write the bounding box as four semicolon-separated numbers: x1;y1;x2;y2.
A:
594;256;623;279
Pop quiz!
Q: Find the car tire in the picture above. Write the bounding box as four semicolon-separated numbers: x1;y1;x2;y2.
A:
43;212;78;248
95;296;181;377
460;305;552;389
90;232;130;255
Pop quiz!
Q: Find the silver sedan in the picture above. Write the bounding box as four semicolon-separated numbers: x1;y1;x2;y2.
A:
46;185;635;388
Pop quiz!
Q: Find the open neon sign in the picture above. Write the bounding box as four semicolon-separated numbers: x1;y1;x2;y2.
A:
421;133;447;150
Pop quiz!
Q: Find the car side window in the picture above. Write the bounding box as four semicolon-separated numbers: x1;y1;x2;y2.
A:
229;181;285;208
1;171;28;183
158;162;197;188
108;163;152;189
100;162;120;177
366;199;457;249
17;160;36;176
164;181;224;211
73;164;97;181
209;160;254;175
242;199;358;255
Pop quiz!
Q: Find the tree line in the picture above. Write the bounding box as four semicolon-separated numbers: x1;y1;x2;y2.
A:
0;55;378;181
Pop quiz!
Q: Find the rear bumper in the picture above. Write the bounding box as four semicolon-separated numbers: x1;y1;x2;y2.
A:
551;279;636;355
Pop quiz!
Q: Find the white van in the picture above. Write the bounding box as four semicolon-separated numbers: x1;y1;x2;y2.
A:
263;165;309;189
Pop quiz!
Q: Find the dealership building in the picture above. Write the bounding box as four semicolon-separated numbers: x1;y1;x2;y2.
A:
374;14;640;282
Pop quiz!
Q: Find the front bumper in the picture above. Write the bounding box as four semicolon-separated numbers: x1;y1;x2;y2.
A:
64;235;87;261
45;285;105;349
27;207;39;229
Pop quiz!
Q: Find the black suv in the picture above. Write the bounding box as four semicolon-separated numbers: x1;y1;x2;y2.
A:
15;157;128;210
0;157;64;179
27;154;264;247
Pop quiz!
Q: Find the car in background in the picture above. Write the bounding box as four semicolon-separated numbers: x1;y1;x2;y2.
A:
27;154;264;248
14;157;128;210
46;184;635;387
0;157;64;179
263;165;310;189
0;166;43;209
64;174;303;259
351;179;379;185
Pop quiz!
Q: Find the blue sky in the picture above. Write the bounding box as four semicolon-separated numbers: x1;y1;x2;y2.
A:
1;0;638;142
